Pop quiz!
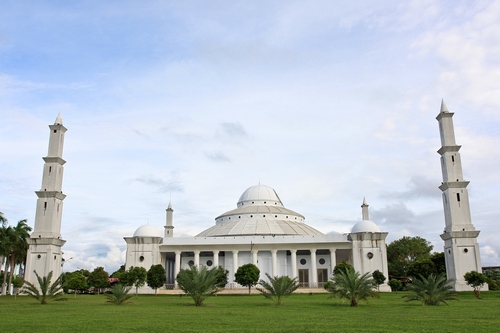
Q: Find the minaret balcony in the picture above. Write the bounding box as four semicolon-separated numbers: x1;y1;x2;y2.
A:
439;181;470;191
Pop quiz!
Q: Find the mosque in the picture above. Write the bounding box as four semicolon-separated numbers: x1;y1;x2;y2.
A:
24;101;484;293
125;185;390;292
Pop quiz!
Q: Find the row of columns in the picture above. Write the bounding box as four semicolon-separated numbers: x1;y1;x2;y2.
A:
173;248;337;285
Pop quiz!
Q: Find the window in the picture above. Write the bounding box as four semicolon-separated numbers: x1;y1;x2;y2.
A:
319;258;326;265
139;256;144;262
300;259;307;265
206;260;213;267
457;193;461;202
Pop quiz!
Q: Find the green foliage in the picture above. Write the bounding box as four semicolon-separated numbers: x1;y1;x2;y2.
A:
126;266;147;296
430;252;446;275
464;271;486;298
64;271;87;298
110;265;126;279
147;264;166;295
234;263;260;294
213;266;229;288
325;269;378;306
256;273;299;305
176;265;220;306
333;261;354;276
372;270;386;290
0;218;31;295
388;278;402;292
404;273;458;306
20;271;64;304
484;270;500;290
105;284;133;305
88;267;110;294
408;259;437;279
387;236;433;277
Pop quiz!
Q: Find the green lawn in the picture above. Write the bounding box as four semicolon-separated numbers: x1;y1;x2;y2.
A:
1;291;499;332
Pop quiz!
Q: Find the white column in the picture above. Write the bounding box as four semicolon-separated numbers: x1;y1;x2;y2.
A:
252;250;258;266
310;248;317;287
174;251;181;287
291;249;297;279
232;250;239;281
194;250;200;267
271;249;278;277
213;250;219;267
330;248;337;277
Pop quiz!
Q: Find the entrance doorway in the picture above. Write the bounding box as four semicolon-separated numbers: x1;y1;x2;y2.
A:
298;269;309;287
317;269;328;287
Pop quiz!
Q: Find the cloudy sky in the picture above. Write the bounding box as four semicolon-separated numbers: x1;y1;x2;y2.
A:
1;1;499;273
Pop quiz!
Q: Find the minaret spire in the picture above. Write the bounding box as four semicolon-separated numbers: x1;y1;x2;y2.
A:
165;200;174;237
24;115;67;286
361;197;369;221
436;101;484;291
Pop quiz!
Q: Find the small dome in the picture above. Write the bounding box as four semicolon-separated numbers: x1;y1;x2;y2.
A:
351;220;381;233
238;184;283;207
133;225;162;238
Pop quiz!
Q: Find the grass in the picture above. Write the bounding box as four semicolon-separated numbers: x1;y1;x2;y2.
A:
1;291;499;332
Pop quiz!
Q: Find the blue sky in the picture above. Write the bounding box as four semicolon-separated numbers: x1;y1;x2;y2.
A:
1;0;499;273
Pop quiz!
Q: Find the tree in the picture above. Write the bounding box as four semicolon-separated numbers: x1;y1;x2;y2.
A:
64;271;87;298
325;269;377;306
147;264;166;295
372;270;386;291
105;284;133;305
12;275;24;298
176;265;220;306
20;271;64;304
430;252;446;275
333;261;354;276
126;266;147;296
256;274;299;305
464;271;486;298
408;259;437;280
213;266;229;288
110;265;126;280
234;263;260;295
484;270;500;290
388;278;402;293
404;273;458;306
0;219;31;296
387;236;433;277
88;267;110;295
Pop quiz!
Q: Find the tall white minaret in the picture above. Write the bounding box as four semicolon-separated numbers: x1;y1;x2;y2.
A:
437;100;484;291
25;114;67;284
164;201;174;237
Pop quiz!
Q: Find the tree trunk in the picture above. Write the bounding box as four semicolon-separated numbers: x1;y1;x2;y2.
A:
8;256;16;294
2;260;10;295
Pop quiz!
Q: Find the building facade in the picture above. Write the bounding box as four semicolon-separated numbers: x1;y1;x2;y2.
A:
125;185;391;292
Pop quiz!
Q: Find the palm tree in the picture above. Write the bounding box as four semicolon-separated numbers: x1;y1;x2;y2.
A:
20;271;64;304
176;265;219;306
0;218;31;296
404;273;458;306
256;274;299;305
7;220;31;291
325;269;378;306
105;284;133;305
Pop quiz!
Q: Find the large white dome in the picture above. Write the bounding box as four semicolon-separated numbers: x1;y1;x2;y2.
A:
133;224;163;238
351;220;381;233
197;184;323;237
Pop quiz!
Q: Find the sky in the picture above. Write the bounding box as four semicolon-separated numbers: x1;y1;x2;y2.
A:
1;0;499;274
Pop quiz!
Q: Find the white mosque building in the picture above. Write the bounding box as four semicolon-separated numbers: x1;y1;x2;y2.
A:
125;185;391;292
24;100;484;293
